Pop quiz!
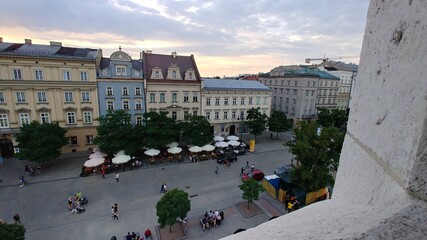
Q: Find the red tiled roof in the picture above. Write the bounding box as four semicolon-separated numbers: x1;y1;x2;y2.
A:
243;76;259;80
143;52;202;81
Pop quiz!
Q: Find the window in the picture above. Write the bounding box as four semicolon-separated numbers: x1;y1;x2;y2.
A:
0;114;9;128
293;90;297;96
249;97;253;105
170;111;177;120
263;97;267;105
123;100;129;110
286;98;289;104
150;93;155;103
215;111;219;120
184;92;189;102
64;92;74;102
184;111;189;119
35;69;44;80
192;93;198;102
80;71;88;81
136;116;143;125
83;111;92;123
86;135;94;144
37;92;47;102
16;92;26;103
40;113;50;123
69;136;78;145
155;70;160;78
306;90;309;96
307;81;310;87
286;89;290;95
215;98;220;106
135;100;142;110
135;87;141;96
205;112;211;120
256;97;261;105
232;97;237;105
241;97;245;105
206;98;211;106
172;71;177;79
240;111;244;120
19;113;30;126
13;69;22;80
224;111;228;119
116;66;126;76
311;90;314;96
192;110;198;116
292;98;296;104
82;92;90;102
107;100;114;110
122;87;129;96
63;70;71;80
172;93;177;103
66;112;76;124
160;93;165;103
287;80;290;86
224;98;229;105
0;92;4;103
188;72;193;79
106;87;113;96
232;111;236;119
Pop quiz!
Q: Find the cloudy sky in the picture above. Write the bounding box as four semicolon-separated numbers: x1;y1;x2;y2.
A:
0;0;370;77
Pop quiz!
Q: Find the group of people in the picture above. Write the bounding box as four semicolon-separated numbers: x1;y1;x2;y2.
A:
68;191;87;214
285;193;300;213
122;228;151;240
24;164;41;176
200;210;224;231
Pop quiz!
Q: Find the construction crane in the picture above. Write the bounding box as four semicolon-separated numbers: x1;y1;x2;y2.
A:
305;55;359;64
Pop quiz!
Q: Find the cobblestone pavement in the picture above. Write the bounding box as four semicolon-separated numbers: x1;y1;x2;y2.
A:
0;132;294;240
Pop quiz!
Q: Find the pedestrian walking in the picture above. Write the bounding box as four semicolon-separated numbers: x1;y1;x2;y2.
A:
215;166;219;174
161;183;167;193
101;169;105;179
251;164;255;171
115;172;119;182
19;176;25;187
13;214;21;224
240;167;244;176
270;133;273;139
246;161;249;169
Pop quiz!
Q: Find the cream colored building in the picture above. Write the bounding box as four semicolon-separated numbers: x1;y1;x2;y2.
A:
142;51;202;120
0;38;101;156
202;79;272;136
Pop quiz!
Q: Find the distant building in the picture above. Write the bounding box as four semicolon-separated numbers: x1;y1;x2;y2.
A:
202;79;271;136
142;51;202;120
0;39;101;155
97;48;145;124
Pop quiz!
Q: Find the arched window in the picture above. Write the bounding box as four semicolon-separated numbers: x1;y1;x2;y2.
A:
155;71;160;78
172;70;177;79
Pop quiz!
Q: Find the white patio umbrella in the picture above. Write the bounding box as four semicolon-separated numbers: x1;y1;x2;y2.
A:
202;144;215;152
215;141;229;148
166;142;179;148
167;146;182;154
145;149;160;157
188;146;203;153
112;151;131;164
84;157;105;167
227;135;239;141
228;140;241;147
89;151;107;159
213;136;224;142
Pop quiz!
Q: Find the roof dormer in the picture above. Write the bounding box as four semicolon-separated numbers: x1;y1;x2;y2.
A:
184;69;196;80
167;64;181;80
151;67;164;79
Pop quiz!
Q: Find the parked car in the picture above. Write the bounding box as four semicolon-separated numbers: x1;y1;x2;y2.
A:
217;153;238;164
241;169;265;181
274;164;292;176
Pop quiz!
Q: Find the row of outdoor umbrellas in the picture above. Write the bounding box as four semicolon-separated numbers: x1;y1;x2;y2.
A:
213;135;239;142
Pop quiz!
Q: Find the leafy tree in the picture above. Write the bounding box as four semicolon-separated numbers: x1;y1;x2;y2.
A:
156;188;191;232
144;111;180;149
16;121;67;164
245;108;268;138
317;108;348;128
286;121;344;192
239;179;265;209
0;222;25;240
268;111;292;138
180;115;213;146
94;110;143;155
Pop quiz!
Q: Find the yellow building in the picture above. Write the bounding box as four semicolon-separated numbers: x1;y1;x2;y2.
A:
0;38;101;156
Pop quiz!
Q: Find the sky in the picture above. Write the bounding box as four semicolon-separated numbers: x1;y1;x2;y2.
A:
0;0;370;77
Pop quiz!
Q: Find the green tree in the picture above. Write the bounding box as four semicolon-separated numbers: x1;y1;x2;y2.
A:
239;179;265;209
144;111;179;149
16;121;67;164
268;111;292;138
317;108;348;128
245;107;267;138
94;110;143;155
156;188;191;232
286;121;344;191
180;115;213;146
0;222;25;240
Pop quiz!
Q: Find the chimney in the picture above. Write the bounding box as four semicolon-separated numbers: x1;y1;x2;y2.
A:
0;37;3;43
25;39;32;44
145;50;152;54
50;41;62;47
172;51;177;58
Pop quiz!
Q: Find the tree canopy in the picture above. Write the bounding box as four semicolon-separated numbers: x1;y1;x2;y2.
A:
268;111;292;138
317;108;348;128
239;179;265;209
16;121;68;164
0;222;25;240
180;115;213;146
286;121;344;192
94;110;143;155
156;188;191;232
245;108;268;138
144;111;180;149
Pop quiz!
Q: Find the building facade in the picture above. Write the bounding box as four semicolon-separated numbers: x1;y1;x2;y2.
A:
97;49;145;125
0;39;101;156
202;79;272;136
142;51;202;120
